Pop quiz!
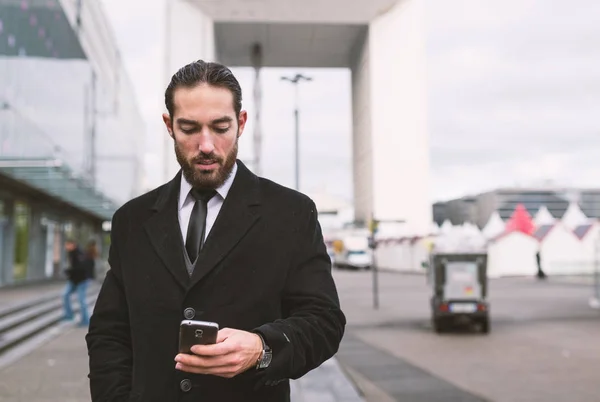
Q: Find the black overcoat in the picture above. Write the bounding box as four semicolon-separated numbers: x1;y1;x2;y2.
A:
86;161;346;402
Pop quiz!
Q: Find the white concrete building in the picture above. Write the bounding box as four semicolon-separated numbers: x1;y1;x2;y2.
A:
164;0;432;235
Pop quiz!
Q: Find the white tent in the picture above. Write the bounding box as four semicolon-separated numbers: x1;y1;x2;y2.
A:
561;202;589;230
534;205;555;227
375;221;411;239
574;221;600;274
430;222;441;235
487;231;539;277
440;219;453;234
462;222;486;242
376;235;435;273
538;222;584;275
482;211;505;239
433;222;486;253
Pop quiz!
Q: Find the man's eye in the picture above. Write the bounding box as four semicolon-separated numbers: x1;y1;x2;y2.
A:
181;128;196;134
214;127;229;134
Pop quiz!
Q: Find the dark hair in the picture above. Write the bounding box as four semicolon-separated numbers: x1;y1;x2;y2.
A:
165;60;242;119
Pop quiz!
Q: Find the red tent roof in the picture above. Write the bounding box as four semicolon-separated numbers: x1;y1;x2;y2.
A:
505;203;535;235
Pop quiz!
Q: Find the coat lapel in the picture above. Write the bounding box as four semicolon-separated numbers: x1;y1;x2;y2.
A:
144;172;190;289
189;161;262;287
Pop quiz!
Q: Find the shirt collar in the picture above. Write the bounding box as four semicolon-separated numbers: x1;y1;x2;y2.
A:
179;162;238;211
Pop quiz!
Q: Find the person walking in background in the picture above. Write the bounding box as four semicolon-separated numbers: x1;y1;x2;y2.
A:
536;250;547;279
63;239;90;327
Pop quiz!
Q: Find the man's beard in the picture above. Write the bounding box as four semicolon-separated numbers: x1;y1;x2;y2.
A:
175;138;238;190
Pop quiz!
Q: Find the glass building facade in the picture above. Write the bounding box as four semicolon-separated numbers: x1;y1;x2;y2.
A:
0;0;144;285
0;0;144;203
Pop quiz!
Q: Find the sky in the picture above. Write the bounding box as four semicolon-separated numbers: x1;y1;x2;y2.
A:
100;0;600;204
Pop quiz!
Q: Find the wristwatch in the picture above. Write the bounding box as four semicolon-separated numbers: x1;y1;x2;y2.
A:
255;333;272;370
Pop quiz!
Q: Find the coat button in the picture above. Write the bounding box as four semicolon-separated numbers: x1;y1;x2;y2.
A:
183;308;195;319
180;379;192;392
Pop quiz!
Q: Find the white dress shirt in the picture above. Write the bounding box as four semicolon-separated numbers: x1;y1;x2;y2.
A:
178;162;238;243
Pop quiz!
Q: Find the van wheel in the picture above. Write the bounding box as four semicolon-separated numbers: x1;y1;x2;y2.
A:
481;318;490;334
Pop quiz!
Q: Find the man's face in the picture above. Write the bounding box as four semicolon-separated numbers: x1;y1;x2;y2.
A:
163;84;247;190
65;242;75;251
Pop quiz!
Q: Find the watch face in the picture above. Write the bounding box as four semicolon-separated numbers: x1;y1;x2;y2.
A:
261;351;272;368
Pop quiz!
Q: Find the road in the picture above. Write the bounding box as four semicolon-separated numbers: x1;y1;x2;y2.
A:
334;269;600;402
0;271;598;402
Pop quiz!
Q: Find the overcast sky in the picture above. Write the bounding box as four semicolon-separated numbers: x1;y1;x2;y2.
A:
101;0;600;203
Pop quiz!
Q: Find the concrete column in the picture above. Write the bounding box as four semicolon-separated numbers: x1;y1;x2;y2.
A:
251;44;263;176
350;29;374;227
367;0;432;235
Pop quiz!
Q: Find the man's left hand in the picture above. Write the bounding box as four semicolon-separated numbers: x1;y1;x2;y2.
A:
175;328;263;378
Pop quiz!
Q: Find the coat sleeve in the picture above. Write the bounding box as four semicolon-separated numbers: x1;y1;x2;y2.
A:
86;210;133;402
253;199;346;383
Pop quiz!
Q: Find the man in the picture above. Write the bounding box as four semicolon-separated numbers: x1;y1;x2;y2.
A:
63;239;90;327
86;60;346;402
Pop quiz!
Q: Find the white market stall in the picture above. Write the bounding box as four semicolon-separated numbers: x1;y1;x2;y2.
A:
487;231;539;277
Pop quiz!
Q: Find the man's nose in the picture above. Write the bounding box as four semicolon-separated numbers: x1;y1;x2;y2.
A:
197;131;215;154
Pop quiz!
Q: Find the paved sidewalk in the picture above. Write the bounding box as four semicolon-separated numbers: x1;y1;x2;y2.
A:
332;269;600;402
0;279;363;401
546;274;598;286
0;279;104;312
0;326;91;402
0;324;363;402
0;282;66;311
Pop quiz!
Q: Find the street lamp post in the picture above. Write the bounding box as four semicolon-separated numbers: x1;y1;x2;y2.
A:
281;74;312;191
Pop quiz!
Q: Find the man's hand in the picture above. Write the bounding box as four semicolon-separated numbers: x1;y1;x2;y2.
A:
175;328;263;378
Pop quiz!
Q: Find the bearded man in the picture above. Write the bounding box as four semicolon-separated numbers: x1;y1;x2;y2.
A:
86;60;346;402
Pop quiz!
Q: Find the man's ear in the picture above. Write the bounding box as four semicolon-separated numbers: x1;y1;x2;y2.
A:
237;110;248;139
162;113;174;138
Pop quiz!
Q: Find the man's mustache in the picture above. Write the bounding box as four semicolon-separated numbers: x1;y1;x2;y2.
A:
191;154;222;164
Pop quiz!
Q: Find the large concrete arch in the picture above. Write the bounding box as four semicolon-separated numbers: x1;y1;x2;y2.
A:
164;0;431;235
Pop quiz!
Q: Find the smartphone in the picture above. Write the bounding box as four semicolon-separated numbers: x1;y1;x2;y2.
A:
179;320;219;354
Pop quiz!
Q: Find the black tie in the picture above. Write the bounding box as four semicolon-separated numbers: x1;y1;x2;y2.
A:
185;188;217;263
